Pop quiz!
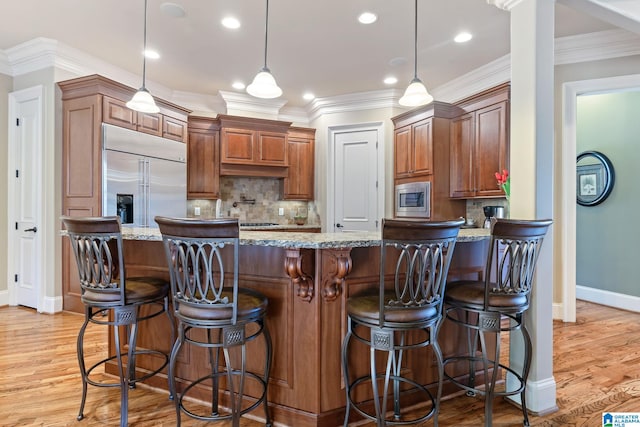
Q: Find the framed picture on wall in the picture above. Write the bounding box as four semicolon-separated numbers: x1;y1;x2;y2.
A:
576;151;615;206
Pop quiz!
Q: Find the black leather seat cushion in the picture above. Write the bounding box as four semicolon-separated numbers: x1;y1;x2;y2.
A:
347;290;438;326
82;277;169;305
445;280;528;311
178;288;268;322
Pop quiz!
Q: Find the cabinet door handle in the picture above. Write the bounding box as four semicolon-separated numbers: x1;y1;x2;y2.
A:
336;223;344;228
24;227;38;233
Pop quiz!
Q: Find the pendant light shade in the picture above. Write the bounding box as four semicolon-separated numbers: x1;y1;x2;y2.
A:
127;0;160;113
399;0;433;107
247;0;282;99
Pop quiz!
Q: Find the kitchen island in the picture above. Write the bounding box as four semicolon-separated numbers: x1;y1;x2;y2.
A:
118;227;490;427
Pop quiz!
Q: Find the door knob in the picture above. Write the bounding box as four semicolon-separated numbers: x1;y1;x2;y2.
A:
336;223;343;228
24;227;37;233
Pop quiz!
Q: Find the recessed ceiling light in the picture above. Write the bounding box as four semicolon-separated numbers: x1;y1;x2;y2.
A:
144;49;160;59
303;93;315;101
384;76;398;85
232;81;246;90
454;32;473;43
222;16;241;29
160;2;185;18
358;12;377;24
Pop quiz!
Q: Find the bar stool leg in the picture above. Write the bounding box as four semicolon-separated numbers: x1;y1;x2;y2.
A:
342;328;353;427
207;329;221;416
521;319;532;427
76;308;91;421
114;318;129;427
170;325;184;427
262;323;273;427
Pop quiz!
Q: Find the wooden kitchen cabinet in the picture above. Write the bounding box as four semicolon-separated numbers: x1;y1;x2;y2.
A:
394;117;433;179
283;127;315;200
58;74;191;313
218;115;291;177
102;94;188;142
392;101;466;219
187;116;220;199
450;83;509;199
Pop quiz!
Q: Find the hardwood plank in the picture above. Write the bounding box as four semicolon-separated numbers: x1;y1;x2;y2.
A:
1;300;638;426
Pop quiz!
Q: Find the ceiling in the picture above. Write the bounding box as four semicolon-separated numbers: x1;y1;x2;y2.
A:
0;0;636;108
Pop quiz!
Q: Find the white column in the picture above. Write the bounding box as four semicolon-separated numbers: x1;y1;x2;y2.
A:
491;0;558;415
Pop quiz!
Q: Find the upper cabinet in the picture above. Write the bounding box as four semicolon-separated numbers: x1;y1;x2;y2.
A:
450;83;510;199
394;117;433;179
218;115;290;177
284;127;315;200
187;116;220;200
103;94;187;143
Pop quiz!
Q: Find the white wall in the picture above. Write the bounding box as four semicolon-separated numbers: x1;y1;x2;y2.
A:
0;73;12;302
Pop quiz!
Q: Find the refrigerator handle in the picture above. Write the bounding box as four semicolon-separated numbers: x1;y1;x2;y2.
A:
138;159;147;227
145;159;151;227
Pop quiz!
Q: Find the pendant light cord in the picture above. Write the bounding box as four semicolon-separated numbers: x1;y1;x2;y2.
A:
263;0;270;69
142;0;148;88
413;0;418;79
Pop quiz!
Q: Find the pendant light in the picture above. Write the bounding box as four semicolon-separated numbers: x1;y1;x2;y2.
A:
127;0;160;113
247;0;282;99
399;0;433;107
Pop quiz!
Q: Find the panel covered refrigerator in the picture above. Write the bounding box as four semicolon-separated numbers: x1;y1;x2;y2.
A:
102;123;187;227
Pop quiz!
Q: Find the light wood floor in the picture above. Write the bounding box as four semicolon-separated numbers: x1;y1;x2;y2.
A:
1;300;638;426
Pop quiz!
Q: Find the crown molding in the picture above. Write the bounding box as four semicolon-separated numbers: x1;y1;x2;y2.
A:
558;0;640;35
432;55;511;104
306;88;403;123
0;50;10;76
3;29;640;122
171;90;226;116
555;29;640;65
486;0;524;11
278;106;312;127
218;90;289;119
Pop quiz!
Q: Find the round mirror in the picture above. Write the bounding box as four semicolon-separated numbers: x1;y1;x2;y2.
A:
576;151;615;206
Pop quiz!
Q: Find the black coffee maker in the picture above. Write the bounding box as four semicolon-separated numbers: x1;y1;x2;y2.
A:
483;205;505;228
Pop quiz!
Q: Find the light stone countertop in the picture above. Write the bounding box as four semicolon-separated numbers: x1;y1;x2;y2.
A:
120;226;490;249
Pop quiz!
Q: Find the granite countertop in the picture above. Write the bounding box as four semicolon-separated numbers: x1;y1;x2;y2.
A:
120;226;490;249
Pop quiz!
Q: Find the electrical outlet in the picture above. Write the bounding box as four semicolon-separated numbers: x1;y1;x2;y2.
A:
194;206;201;216
278;207;284;216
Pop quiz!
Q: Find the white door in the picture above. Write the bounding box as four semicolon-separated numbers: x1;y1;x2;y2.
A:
9;86;43;309
333;129;379;232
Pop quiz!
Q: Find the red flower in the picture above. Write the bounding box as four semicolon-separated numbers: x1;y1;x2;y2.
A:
495;169;509;186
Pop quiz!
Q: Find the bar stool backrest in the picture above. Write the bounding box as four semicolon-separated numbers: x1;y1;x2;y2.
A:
156;217;240;325
484;219;553;311
379;218;464;327
62;216;126;304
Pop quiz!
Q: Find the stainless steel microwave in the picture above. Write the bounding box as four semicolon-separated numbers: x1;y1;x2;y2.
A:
395;181;431;218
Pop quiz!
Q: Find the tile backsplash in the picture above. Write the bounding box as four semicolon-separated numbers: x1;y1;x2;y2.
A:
465;198;509;227
187;177;320;226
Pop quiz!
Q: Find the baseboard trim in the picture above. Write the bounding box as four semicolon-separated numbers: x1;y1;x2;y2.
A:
576;285;640;313
506;376;558;416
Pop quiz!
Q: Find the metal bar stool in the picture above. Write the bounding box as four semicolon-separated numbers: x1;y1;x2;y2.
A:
61;216;175;427
342;218;464;426
156;216;272;427
443;218;552;426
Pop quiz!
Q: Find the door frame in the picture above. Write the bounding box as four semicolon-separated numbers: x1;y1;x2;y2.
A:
326;122;384;233
561;73;640;322
7;85;45;310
